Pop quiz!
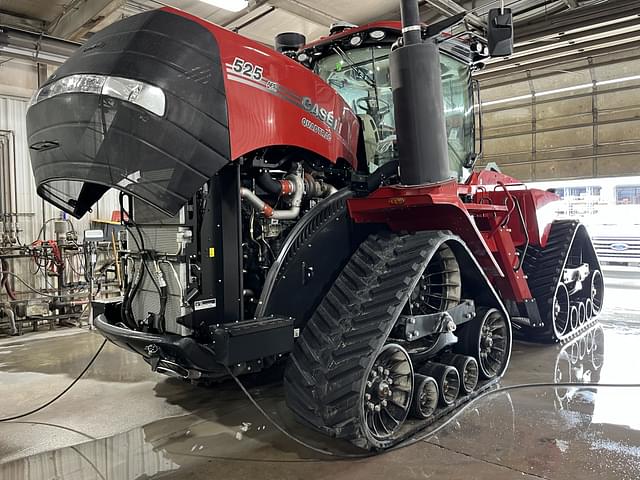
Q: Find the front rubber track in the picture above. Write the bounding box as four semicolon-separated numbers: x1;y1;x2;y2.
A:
284;230;453;450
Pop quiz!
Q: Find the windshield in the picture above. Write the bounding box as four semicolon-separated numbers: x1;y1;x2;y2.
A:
315;45;474;179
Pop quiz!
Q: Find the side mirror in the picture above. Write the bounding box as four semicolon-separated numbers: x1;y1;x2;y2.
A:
487;8;513;57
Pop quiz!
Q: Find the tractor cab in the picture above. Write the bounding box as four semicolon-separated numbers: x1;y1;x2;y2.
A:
298;23;478;180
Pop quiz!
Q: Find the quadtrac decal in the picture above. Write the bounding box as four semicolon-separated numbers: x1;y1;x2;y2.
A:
225;57;346;144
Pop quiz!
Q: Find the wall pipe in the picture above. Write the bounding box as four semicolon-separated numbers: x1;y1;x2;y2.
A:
0;130;17;216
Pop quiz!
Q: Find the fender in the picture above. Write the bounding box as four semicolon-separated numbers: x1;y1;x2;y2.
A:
256;188;379;327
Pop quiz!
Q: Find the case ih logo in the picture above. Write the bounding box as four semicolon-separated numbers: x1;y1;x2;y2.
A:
301;96;339;131
609;243;629;251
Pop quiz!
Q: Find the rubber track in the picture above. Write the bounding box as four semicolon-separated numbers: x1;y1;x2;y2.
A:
521;220;597;342
284;230;448;449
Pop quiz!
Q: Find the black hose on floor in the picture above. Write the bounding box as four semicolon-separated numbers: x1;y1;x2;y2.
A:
225;365;640;459
0;339;107;422
2;340;638;461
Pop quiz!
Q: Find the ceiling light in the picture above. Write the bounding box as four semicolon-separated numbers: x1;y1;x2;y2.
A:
370;30;386;40
198;0;248;12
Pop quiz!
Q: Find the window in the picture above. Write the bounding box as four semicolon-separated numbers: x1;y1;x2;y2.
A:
315;46;396;170
315;46;474;178
441;54;474;179
616;185;640;204
553;186;602;199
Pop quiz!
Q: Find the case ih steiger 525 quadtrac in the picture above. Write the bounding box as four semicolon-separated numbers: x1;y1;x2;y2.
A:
26;0;603;450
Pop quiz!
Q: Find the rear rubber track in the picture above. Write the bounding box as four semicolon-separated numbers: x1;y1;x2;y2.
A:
522;220;599;342
284;230;451;449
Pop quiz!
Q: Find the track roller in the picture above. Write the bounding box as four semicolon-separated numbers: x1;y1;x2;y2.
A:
410;374;439;419
569;305;578;331
587;270;604;315
585;298;593;322
439;353;479;394
418;362;460;406
362;344;414;443
573;301;586;326
406;243;461;315
552;283;570;339
455;307;510;380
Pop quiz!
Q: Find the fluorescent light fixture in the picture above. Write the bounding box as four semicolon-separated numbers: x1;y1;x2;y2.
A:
482;94;532;107
482;74;640;107
199;0;248;12
535;83;592;98
597;74;640;86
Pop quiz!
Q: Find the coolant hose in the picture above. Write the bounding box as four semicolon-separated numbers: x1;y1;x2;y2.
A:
256;171;284;195
241;171;304;220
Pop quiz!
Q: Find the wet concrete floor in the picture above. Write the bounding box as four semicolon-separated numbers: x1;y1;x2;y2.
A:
1;270;639;479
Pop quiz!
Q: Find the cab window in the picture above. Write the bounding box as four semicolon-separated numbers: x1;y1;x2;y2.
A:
315;45;474;180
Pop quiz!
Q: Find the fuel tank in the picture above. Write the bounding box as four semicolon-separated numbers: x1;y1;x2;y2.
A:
26;7;359;218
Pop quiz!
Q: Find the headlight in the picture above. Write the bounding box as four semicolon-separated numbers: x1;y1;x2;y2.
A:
28;74;166;117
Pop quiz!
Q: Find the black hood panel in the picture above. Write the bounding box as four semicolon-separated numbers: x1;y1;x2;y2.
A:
27;10;230;218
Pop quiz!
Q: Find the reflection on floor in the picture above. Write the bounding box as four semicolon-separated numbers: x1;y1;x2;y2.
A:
1;276;639;479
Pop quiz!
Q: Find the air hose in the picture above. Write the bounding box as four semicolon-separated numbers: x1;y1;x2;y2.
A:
225;364;640;459
0;339;107;422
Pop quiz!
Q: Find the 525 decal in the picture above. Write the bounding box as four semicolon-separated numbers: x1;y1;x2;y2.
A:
232;57;264;81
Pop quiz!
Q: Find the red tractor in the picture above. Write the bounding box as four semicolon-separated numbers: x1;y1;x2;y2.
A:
26;0;603;450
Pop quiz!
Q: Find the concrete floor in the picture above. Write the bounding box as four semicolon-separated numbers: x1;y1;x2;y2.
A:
1;268;639;479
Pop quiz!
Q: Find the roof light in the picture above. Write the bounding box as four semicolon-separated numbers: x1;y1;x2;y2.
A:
349;35;363;47
297;52;310;63
28;74;166;117
370;30;386;40
198;0;248;12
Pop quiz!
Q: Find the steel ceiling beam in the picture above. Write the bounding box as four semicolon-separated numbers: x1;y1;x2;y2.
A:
268;0;340;27
48;0;125;40
515;15;640;49
0;25;79;65
422;0;484;28
480;28;640;76
476;38;640;82
0;10;46;32
514;0;640;42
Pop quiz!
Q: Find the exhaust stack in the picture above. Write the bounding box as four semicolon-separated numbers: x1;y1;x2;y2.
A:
390;0;450;185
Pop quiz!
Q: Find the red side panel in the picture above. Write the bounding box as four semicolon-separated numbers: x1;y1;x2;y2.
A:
466;170;561;247
348;181;505;278
162;7;359;168
348;180;536;303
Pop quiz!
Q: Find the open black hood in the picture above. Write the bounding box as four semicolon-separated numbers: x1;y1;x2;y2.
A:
26;9;230;218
